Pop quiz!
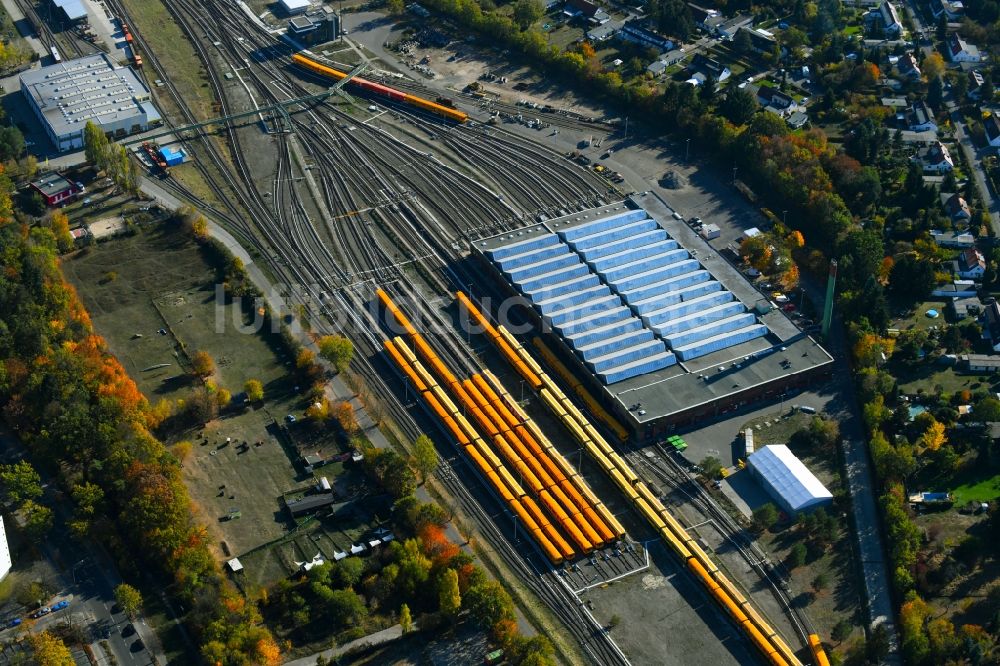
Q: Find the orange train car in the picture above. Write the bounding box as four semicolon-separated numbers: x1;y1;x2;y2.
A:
808;635;830;666
522;497;574;559
292;53;468;123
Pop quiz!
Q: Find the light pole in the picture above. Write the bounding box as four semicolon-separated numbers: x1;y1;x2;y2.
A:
782;209;788;227
732;165;738;184
685;138;691;162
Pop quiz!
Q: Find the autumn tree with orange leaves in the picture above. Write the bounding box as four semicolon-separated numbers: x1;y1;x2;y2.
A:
0;214;280;665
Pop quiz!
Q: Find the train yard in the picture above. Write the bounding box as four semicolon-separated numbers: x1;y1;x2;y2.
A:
50;0;841;662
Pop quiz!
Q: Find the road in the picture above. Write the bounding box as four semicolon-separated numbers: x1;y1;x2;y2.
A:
905;0;1000;234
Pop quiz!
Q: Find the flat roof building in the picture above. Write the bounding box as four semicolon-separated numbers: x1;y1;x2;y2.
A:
473;196;833;440
747;444;832;514
30;172;79;206
20;53;161;153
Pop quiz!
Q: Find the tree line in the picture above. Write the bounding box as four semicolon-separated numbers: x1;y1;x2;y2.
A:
0;202;280;663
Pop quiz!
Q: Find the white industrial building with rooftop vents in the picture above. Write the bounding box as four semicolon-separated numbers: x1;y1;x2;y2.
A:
20;53;161;153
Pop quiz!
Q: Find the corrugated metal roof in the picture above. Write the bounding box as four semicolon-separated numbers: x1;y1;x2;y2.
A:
747;445;832;513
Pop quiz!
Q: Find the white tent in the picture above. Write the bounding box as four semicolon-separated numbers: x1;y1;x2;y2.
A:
747;444;832;514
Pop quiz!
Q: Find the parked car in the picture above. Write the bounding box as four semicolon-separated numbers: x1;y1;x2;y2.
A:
30;607;50;619
51;601;69;611
782;303;797;312
8;618;21;628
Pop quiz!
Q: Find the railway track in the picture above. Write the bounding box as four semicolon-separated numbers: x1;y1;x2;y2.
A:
625;445;816;650
97;1;636;663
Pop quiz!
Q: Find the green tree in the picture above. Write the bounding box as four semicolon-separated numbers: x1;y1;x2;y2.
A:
412;434;438;482
888;255;936;305
83;121;109;168
512;0;544;29
21;499;53;541
0;461;42;505
832;618;853;643
386;0;405;14
751;503;779;533
114;583;143;619
720;87;758;125
331;557;364;588
465;580;515;629
787;542;807;569
699;456;723;480
0;126;23;162
244;378;264;402
318;335;353;373
812;572;830;592
399;602;412;633
972;397;1000;422
438;568;461;619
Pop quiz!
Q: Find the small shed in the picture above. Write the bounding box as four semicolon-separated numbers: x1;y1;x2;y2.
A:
350;543;365;555
333;551;348;561
158;146;185;166
227;557;243;573
317;476;331;492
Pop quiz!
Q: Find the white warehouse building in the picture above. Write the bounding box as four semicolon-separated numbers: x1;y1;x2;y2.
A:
747;444;833;515
20;53;161;153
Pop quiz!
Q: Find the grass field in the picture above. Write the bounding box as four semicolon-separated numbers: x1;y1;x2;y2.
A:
64;222;383;588
897;364;993;396
951;469;1000;504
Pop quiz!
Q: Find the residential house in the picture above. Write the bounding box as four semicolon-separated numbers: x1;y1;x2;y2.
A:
757;86;794;114
621;20;674;52
932;229;976;247
688;3;722;32
963;353;1000;372
943;192;972;221
647;60;668;76
983;301;1000;352
931;0;965;20
29;173;80;207
737;26;778;54
714;14;753;39
914;141;954;172
865;1;903;36
587;20;621;41
968;70;985;99
985;112;1000;148
564;0;609;23
957;248;987;279
786;110;809;128
948;33;981;63
896;52;922;81
948;295;982;319
932;280;978;298
689;53;731;82
906;100;937;132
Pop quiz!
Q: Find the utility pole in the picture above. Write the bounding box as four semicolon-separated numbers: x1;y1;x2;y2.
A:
732;165;738;184
685;138;691;162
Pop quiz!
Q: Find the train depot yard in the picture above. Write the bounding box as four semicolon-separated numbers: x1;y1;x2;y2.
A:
0;0;883;663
